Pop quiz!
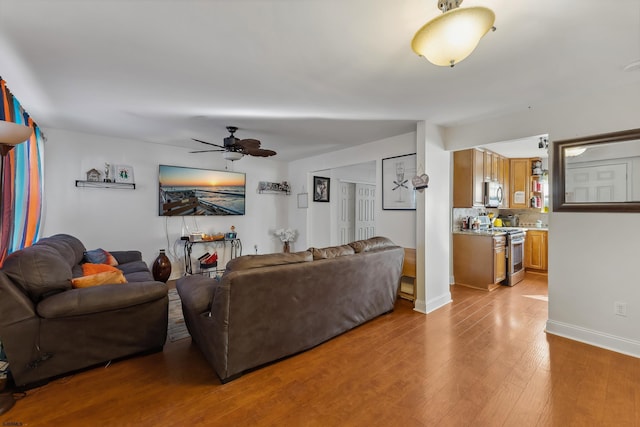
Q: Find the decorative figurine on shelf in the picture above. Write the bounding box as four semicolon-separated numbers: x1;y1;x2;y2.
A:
86;168;102;182
104;162;111;182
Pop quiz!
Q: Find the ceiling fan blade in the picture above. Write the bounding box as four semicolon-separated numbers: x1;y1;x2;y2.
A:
246;148;277;157
237;138;261;149
189;149;226;153
192;138;225;149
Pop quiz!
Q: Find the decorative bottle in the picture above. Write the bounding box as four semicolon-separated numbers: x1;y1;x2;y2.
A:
283;241;290;253
152;249;171;283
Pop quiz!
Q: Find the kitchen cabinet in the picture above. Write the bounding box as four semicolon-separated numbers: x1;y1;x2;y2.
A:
499;156;509;208
453;149;485;208
525;230;548;272
509;158;530;208
453;233;506;291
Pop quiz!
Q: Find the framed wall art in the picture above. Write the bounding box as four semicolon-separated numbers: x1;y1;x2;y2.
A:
297;193;308;208
313;176;330;202
382;153;416;210
114;165;134;183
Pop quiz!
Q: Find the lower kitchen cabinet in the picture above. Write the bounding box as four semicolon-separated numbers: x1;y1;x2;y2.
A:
525;230;548;272
453;233;506;291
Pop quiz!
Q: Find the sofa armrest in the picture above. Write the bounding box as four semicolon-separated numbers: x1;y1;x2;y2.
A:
0;271;36;325
109;250;142;265
36;281;167;319
176;275;216;315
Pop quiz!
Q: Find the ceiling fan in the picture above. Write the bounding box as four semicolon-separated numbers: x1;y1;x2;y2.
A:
190;126;277;161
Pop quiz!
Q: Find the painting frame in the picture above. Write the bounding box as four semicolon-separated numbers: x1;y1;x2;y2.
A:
297;193;308;208
382;153;416;210
313;176;330;202
114;165;134;184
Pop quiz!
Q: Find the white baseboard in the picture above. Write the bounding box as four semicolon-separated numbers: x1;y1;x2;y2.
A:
413;292;452;314
546;320;640;359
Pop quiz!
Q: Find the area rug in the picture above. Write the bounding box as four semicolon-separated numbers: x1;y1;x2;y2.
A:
167;288;190;342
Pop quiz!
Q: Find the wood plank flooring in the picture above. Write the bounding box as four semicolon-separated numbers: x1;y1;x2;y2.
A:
1;273;639;426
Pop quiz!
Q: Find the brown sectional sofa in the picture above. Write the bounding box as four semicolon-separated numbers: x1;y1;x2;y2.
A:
0;234;168;387
176;236;404;383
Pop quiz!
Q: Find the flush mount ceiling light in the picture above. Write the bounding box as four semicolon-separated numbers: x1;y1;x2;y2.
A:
565;147;587;157
411;0;496;67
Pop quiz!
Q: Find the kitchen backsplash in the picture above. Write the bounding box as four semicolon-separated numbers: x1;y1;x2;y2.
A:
452;208;549;231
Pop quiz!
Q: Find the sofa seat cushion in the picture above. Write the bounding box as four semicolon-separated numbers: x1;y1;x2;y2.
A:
37;281;167;319
225;251;312;272
309;245;355;260
122;270;155;283
2;245;73;301
117;260;152;276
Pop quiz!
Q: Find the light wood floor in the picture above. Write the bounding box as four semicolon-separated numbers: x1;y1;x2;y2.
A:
2;273;639;426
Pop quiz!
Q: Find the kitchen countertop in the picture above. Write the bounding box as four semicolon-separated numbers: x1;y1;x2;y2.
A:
453;229;507;236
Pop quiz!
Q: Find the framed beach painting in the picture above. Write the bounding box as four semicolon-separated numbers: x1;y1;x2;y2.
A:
382;153;416;210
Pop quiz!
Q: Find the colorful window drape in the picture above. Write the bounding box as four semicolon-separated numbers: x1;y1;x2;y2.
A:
0;77;44;266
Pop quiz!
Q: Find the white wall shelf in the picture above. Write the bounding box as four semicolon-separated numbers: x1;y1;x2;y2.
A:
75;180;136;189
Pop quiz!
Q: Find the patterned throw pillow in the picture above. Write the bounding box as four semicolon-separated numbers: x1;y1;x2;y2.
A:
84;248;119;266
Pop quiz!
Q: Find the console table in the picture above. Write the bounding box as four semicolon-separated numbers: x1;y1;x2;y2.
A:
183;238;242;275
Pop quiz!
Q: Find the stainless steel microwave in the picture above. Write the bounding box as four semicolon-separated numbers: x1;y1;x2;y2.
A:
484;181;503;207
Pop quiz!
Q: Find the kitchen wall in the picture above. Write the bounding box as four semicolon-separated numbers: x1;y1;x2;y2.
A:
41;128;289;279
443;80;640;358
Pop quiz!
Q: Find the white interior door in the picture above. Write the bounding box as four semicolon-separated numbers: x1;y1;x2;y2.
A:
355;183;375;240
566;162;629;202
338;182;355;244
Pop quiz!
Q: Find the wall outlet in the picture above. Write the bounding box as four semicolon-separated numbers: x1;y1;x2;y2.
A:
614;301;627;317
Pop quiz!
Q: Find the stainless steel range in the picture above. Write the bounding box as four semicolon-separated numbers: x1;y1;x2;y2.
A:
493;227;526;286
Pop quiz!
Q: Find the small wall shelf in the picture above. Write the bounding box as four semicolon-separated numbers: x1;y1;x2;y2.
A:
75;180;136;189
257;181;291;195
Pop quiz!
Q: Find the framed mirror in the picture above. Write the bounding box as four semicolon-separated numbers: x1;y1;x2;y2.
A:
553;128;640;212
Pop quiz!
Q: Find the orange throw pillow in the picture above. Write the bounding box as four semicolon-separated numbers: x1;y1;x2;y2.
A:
71;270;127;288
82;263;120;276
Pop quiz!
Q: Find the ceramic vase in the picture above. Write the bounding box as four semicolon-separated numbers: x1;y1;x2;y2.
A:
152;249;171;282
283;241;290;253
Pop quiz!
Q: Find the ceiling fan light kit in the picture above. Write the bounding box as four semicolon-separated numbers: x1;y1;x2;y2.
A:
412;0;495;67
223;151;243;161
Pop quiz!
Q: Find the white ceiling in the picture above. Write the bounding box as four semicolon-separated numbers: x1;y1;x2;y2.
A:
0;0;639;161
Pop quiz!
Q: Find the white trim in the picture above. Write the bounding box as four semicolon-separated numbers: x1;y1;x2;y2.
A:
413;293;452;314
545;320;640;359
425;293;452;314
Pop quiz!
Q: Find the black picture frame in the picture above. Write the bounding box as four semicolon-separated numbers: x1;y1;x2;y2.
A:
313;176;330;202
382;153;417;210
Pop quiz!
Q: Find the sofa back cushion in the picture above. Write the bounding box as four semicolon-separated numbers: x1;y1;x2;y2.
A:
34;234;86;266
309;244;355;260
348;236;396;253
2;244;73;301
225;251;312;272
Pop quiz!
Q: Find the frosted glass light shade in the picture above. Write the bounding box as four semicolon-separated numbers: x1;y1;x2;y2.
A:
411;6;495;67
0;121;32;145
223;151;243;161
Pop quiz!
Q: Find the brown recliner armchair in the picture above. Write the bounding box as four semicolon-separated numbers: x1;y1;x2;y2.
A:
0;234;168;387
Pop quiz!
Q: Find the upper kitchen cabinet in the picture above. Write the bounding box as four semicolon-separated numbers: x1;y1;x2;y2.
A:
453;149;485;208
509;158;530;208
499;156;510;208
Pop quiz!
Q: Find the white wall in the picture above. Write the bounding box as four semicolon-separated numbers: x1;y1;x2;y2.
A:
442;80;640;357
41;128;289;279
287;132;417;251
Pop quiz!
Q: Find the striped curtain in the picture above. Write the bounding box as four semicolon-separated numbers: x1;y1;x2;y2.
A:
0;77;44;266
